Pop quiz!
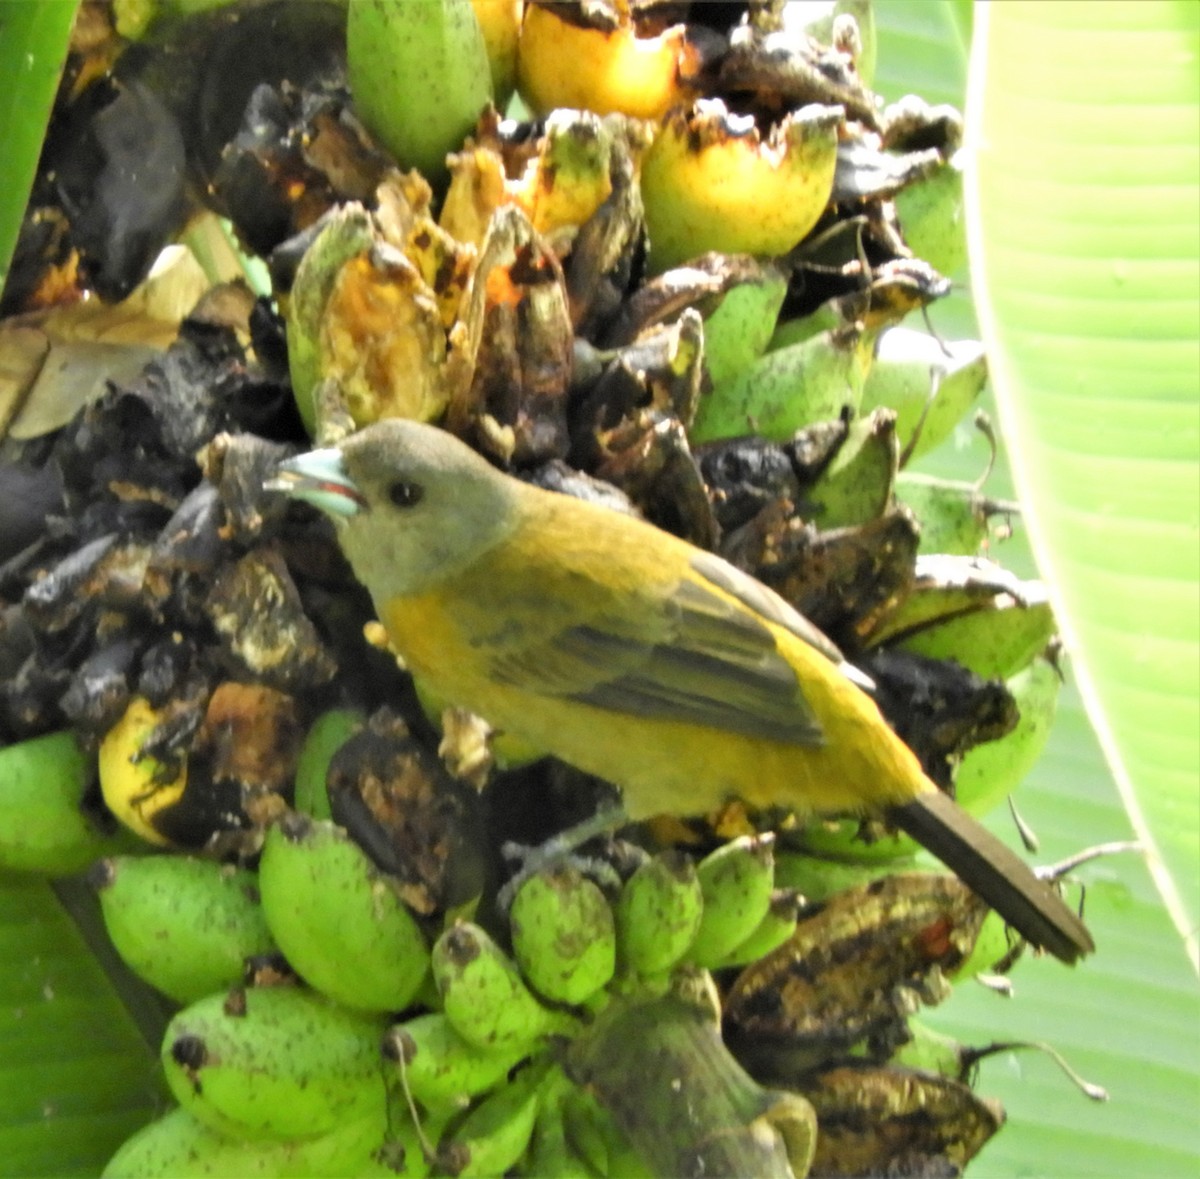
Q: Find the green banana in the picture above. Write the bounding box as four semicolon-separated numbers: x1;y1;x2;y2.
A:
868;556;1056;681
955;655;1062;816
894;156;966;277
803;407;899;528
893;589;1056;682
895;471;1016;556
382;1011;529;1110
686;835;777;970
432;921;575;1051
788;818;919;864
859;328;986;462
701;264;789;392
774;847;904;899
92;854;276;1004
0;730;132;875
102;1105;406;1179
710;890;802;971
162;985;388;1141
439;1056;548;1177
347;0;493;187
692;322;870;444
292;708;365;822
257;814;429;1013
532;1069;657;1178
510;866;616;1006
950;910;1021;981
615;850;704;979
887;1018;971;1078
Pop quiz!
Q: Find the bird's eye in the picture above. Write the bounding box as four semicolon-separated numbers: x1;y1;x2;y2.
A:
388;480;423;508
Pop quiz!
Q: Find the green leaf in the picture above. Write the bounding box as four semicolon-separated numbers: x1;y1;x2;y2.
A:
876;2;1200;1175
0;1;78;296
0;876;168;1177
966;0;1200;965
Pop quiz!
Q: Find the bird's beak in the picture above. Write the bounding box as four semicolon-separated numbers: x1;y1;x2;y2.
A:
264;448;368;517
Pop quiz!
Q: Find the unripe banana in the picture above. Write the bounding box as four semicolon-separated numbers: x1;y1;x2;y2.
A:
700;263;788;392
895;155;966;277
92;855;275;1004
102;1105;406;1179
710;890;802;971
686;834;776;969
98;696;187;848
383;1011;530;1110
0;730;132;875
868;557;1056;681
774;848;902;900
257;814;429;1013
641;101;842;274
788;818;919;865
887;1018;969;1078
440;1056;548;1177
950;909;1021;981
432;920;575;1051
162;986;388;1141
955;655;1062;816
802;407;899;528
292;708;365;822
510;866;616;1005
348;0;493;187
516;2;698;120
526;1099;598;1179
895;472;1013;556
691;323;870;444
858;328;986;462
615;850;703;978
893;587;1056;682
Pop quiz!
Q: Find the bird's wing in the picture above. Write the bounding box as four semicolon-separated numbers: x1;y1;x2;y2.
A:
481;553;826;746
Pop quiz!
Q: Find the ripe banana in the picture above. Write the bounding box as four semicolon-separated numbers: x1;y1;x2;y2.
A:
516;1;697;120
641;100;842;274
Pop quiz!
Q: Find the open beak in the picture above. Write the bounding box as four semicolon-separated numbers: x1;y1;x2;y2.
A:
264;449;368;517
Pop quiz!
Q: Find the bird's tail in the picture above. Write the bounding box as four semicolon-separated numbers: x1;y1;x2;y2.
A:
890;789;1094;964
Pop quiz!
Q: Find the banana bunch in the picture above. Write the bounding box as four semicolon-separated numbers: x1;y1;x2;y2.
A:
88;805;809;1175
0;3;1090;1177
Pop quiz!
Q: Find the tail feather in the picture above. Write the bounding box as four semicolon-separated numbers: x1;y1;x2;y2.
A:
890;790;1094;964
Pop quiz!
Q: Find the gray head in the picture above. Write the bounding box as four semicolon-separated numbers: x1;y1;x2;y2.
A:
269;419;521;601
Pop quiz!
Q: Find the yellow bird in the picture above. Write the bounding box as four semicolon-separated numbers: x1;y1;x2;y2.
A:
270;419;1093;963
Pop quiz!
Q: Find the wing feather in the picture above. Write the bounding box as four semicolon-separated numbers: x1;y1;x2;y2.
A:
485;559;825;745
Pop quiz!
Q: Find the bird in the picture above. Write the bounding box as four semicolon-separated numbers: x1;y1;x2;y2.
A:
268;417;1093;963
